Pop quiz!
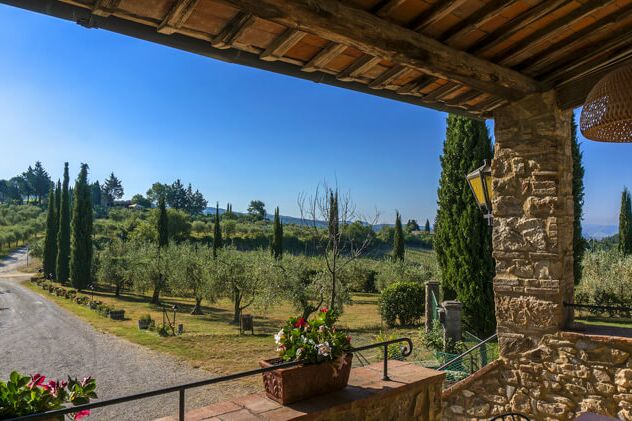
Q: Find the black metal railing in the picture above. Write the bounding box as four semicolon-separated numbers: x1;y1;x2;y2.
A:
564;301;632;314
6;338;413;421
437;333;498;374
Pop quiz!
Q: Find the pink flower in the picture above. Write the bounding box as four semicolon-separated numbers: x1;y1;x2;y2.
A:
80;376;93;387
293;317;307;328
320;307;328;313
72;409;91;420
28;373;46;389
46;380;66;397
346;335;352;343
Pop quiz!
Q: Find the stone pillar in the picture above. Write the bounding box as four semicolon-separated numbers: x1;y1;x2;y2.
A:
492;90;574;357
441;300;462;345
425;280;440;332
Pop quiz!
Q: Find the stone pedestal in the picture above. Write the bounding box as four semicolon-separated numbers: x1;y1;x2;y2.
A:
492;90;574;357
425;280;440;332
441;300;463;346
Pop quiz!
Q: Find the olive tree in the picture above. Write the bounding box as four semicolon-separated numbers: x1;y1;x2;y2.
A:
127;241;174;303
168;243;218;314
97;239;132;296
278;254;328;320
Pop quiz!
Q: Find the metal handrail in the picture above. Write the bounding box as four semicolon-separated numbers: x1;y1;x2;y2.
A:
437;333;497;371
5;338;413;421
563;301;632;313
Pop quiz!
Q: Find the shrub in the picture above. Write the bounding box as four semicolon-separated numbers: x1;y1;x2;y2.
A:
378;281;424;327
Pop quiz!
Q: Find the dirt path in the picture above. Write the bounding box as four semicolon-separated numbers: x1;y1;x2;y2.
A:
0;249;239;421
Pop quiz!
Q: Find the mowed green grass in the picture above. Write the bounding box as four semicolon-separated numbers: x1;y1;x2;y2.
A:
26;282;425;380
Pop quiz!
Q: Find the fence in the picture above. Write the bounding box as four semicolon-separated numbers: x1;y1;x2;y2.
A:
434;333;499;386
6;338;413;421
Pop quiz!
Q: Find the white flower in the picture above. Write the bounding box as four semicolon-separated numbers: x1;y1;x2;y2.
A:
296;348;303;358
274;329;285;345
316;342;331;357
318;325;326;333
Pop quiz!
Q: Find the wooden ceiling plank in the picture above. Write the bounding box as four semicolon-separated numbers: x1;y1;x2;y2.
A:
368;64;409;89
158;0;200;35
260;29;306;61
221;0;543;100
91;0;120;17
409;0;469;33
302;42;347;72
336;55;383;82
496;0;619;65
451;89;484;106
519;4;632;75
423;82;464;101
441;0;518;44
210;11;254;49
396;75;434;95
374;0;408;18
469;0;569;55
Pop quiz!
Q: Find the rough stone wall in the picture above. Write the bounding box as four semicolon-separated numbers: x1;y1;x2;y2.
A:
492;91;575;356
442;332;632;420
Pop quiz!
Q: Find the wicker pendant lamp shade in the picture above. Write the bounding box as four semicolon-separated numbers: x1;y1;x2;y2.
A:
580;64;632;142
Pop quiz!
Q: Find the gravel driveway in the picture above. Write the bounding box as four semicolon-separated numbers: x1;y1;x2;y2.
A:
0;248;241;420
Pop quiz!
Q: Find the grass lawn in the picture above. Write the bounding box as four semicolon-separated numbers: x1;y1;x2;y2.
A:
26;282;428;383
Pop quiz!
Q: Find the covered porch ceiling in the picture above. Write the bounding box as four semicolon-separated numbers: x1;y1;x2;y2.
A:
3;0;632;118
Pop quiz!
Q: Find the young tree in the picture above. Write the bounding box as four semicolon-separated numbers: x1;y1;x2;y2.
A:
424;219;431;232
571;117;586;284
299;183;378;311
128;241;173;304
31;161;51;204
97;239;130;296
103;172;124;205
405;219;420;232
279;254;327;320
90;181;102;207
131;193;152;208
619;187;632;255
247;200;266;220
393;211;405;261
434;114;495;336
167;179;188;210
56;163;71;283
184;184;207;214
169;243;217;314
70;163;93;291
213;203;223;257
271;207;283;259
146;182;169;206
43;185;58;277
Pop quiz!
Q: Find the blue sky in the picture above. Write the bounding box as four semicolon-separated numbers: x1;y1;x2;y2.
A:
0;4;630;226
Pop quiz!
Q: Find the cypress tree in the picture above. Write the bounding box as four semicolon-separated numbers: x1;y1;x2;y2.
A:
393;211;405;261
271;207;283;259
619;187;632;255
56;163;71;283
55;180;61;222
424;219;431;232
213;202;222;257
434;114;495;336
43;185;58;277
158;195;169;248
571;117;586;284
70;163;93;291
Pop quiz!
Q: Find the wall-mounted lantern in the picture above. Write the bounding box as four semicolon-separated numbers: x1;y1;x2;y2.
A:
466;160;493;226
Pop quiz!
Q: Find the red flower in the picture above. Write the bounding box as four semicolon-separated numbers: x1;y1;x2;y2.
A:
80;376;93;387
346;336;352;343
293;317;307;328
73;409;91;420
28;374;46;389
320;307;328;313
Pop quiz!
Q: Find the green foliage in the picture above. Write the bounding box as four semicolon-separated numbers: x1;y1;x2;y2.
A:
56;163;71;283
191;220;207;234
405;219;420;232
70;163;93;291
419;320;445;354
97;239;131;296
278;254;328;319
271;207;283;259
393;211;405;261
103;172;124;205
571;117;586;285
378;281;424;327
213;205;223;257
158;196;169;247
0;204;45;250
247;200;266;220
131;193;152;208
43;186;58;277
168;243;217;314
374;258;434;291
424;219;431;232
619;187;632;255
434;114;495;336
146;180;206;214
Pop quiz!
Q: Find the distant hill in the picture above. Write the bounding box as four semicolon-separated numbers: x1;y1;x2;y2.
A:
583;223;618;240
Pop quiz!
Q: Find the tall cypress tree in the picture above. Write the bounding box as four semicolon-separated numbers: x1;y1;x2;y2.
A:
158;196;169;248
43;185;58;277
393;211;405;261
434;115;495;336
213;203;223;257
619;188;632;255
424;219;431;232
271;207;283;259
56;163;71;283
70;164;93;291
571;117;585;284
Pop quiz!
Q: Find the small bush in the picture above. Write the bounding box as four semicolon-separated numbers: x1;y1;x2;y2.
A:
378;281;424;327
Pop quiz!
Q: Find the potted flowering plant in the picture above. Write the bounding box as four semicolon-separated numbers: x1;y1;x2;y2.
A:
0;371;97;420
259;308;352;404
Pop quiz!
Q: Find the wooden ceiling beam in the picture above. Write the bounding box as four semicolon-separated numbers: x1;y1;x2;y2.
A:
91;0;120;17
496;0;619;66
210;11;254;49
409;0;469;33
336;55;382;82
396;75;434;95
158;0;200;35
469;0;569;55
302;42;347;72
368;65;409;89
440;0;518;44
260;29;306;61
220;0;544;100
373;0;408;18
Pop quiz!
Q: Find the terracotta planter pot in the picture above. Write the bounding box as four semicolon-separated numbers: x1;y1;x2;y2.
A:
259;353;353;405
